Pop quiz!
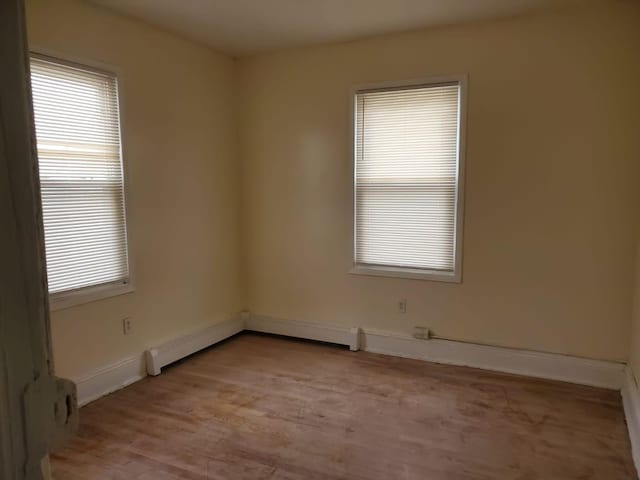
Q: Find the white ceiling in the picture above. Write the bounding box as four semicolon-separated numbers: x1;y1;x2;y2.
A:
89;0;590;57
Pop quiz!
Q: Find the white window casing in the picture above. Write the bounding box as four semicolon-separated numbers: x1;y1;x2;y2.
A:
30;53;133;309
351;75;467;282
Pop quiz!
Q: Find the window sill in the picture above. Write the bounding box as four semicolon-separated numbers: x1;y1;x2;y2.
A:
49;281;134;312
349;265;461;283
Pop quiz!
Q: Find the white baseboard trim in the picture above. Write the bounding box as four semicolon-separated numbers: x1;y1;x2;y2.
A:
73;316;243;406
246;314;360;351
145;316;244;376
361;328;624;389
245;314;623;390
73;355;145;407
73;313;627;410
622;366;640;476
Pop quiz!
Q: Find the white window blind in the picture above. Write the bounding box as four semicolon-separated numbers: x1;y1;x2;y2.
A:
354;82;462;275
30;55;130;295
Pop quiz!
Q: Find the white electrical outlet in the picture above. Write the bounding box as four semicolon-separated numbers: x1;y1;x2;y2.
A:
122;317;132;335
398;299;407;314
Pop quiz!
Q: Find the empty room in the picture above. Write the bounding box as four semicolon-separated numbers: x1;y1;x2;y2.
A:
2;0;640;478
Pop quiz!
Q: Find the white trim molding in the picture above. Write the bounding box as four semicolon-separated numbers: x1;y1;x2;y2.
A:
50;281;134;312
31;51;138;313
349;265;460;283
73;316;243;406
360;328;624;389
73;355;145;407
350;74;468;284
246;315;624;390
622;366;640;475
73;313;628;414
246;314;360;351
145;316;244;376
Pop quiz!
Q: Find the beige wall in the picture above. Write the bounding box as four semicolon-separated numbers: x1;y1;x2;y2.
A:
25;0;640;379
238;2;640;362
26;0;243;380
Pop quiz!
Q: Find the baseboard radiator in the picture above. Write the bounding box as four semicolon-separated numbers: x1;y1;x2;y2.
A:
145;316;244;376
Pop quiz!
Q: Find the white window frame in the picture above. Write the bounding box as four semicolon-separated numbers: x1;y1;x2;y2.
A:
30;49;136;311
349;74;468;283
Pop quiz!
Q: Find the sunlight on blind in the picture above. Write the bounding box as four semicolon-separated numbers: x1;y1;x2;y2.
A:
355;83;460;271
30;55;129;294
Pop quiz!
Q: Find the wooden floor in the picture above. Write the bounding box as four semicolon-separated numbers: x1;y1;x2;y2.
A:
52;333;636;479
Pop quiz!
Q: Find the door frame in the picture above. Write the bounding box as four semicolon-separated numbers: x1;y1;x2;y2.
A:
0;0;69;478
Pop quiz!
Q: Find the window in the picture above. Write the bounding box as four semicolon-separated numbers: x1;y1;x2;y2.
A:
352;77;466;282
30;54;132;309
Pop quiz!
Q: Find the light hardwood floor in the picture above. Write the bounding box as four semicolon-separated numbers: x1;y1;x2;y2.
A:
52;333;636;479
